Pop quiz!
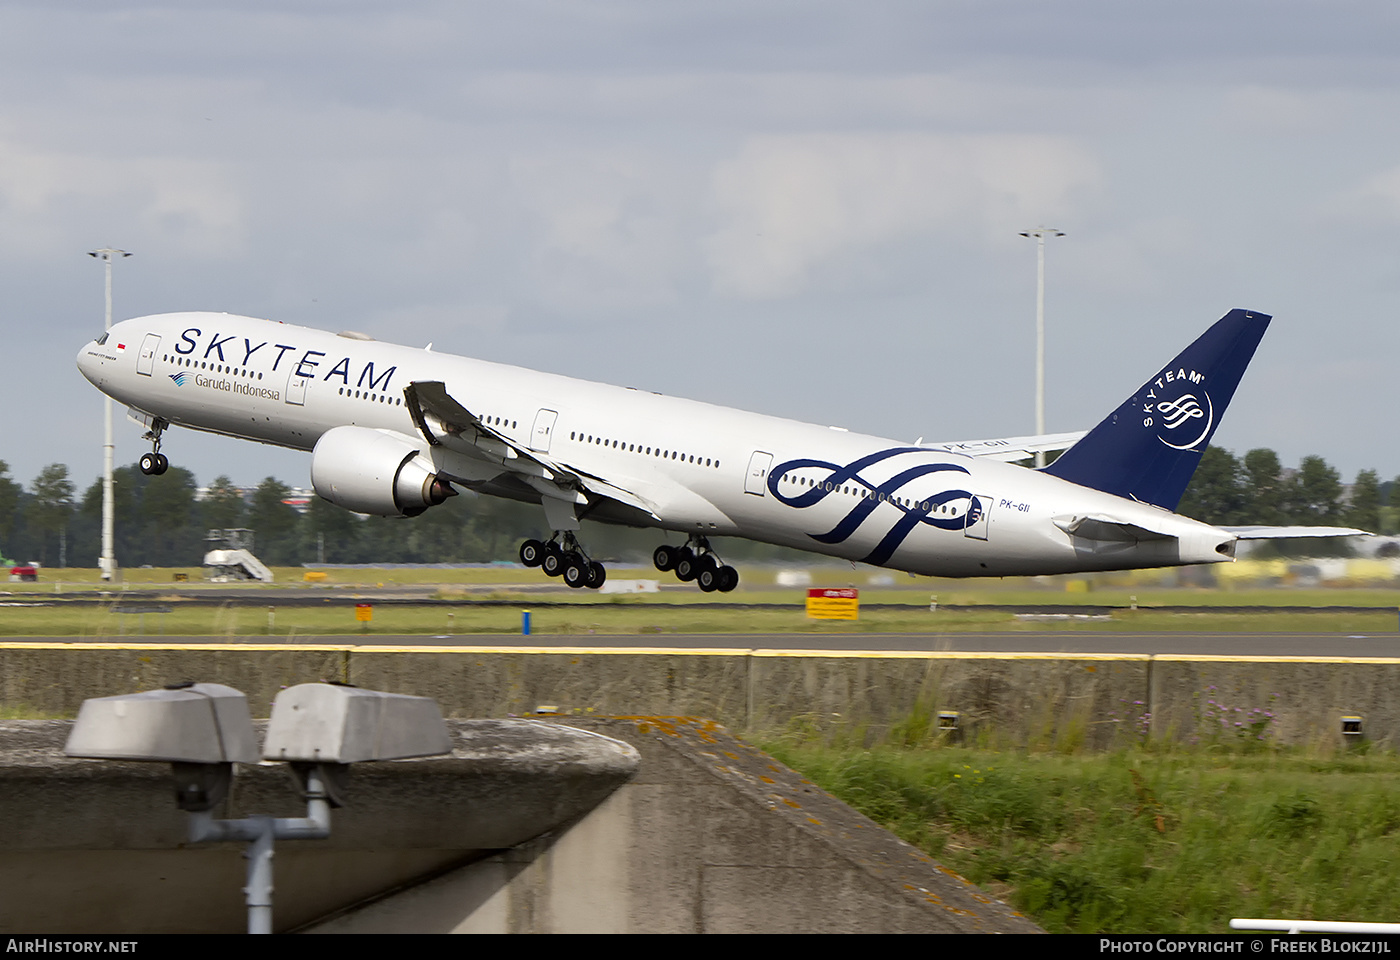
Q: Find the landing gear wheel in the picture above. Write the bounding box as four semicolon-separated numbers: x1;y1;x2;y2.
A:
717;566;739;593
675;554;700;582
542;545;565;577
519;539;545;567
653;545;678;572
138;452;168;476
697;565;721;592
586;561;606;589
563;554;589;588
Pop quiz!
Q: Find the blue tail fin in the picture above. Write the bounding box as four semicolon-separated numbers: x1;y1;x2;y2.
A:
1042;308;1271;510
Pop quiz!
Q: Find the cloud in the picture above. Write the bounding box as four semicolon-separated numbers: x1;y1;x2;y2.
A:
1332;163;1400;223
0;137;245;257
702;132;1100;299
507;149;696;312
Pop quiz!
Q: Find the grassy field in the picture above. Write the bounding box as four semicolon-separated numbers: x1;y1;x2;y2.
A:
1;566;1397;636
1;601;1397;637
5;564;1400;600
761;739;1400;934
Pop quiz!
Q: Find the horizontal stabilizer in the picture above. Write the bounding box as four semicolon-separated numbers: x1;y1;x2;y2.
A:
923;431;1086;462
1223;525;1372;540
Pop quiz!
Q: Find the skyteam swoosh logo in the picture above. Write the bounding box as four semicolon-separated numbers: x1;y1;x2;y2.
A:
1155;391;1213;450
1142;368;1213;451
768;447;977;565
169;372;188;386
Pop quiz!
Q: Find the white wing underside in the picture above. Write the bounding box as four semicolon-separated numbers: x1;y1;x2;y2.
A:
921;431;1087;462
404;380;660;520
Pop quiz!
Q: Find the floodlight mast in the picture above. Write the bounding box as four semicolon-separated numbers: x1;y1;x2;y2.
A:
88;248;132;582
1017;228;1064;467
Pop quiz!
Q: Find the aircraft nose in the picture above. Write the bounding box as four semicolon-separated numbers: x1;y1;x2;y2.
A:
76;337;104;385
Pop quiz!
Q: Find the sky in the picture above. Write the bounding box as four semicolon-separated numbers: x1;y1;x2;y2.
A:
3;1;1400;496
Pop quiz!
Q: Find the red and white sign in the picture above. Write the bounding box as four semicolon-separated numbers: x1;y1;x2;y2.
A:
805;587;859;620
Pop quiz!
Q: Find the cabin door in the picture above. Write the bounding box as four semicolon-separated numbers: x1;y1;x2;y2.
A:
529;409;558;453
963;495;992;540
285;367;310;406
137;334;160;376
745;451;773;496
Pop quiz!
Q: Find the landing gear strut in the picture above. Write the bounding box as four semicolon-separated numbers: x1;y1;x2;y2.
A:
138;419;170;476
519;532;606;590
653;536;738;592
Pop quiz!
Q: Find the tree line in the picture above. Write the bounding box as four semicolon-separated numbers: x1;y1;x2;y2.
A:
0;460;800;569
1175;448;1396;534
0;449;1393;570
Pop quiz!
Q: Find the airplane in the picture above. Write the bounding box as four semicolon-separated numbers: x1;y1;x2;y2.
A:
75;308;1364;590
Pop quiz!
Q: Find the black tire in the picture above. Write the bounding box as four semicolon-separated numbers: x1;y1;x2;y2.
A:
542;548;564;577
717;566;739;592
139;453;157;476
563;555;588;588
519;539;544;567
653;545;677;572
675;555;699;582
154;453;169;475
697;566;720;592
587;561;606;589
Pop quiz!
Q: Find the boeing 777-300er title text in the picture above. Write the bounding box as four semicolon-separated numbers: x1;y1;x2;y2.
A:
76;309;1363;590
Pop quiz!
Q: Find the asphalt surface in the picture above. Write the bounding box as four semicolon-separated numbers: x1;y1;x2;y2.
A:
11;632;1400;657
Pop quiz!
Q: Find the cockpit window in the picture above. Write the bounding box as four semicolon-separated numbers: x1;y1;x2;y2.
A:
96;333;109;345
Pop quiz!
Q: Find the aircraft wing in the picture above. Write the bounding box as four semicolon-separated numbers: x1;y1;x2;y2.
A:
403;380;659;521
921;431;1086;463
1222;525;1372;540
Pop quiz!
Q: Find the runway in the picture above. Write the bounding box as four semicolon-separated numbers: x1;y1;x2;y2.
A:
11;631;1400;657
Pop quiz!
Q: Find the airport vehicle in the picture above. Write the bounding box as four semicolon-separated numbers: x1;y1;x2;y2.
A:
76;308;1360;590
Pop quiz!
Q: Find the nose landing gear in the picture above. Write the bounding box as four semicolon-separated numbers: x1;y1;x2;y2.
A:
653;536;738;592
520;532;606;589
138;420;171;476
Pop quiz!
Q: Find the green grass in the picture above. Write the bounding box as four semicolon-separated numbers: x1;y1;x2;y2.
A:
5;564;1399;600
2;566;1396;636
0;602;1396;638
760;739;1400;933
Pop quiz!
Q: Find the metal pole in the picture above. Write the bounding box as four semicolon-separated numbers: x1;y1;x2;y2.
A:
186;766;333;934
1018;228;1063;467
90;248;131;582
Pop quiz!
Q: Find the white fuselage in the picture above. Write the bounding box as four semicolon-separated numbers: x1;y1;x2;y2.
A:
77;312;1236;577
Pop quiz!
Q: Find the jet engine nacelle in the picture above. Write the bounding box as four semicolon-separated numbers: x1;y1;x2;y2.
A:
311;426;455;518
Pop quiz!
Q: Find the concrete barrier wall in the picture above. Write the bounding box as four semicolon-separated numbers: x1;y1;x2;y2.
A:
2;643;1396;748
307;717;1041;934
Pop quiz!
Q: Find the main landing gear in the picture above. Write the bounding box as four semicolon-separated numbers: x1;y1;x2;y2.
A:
519;532;607;590
138;419;170;476
653;536;738;593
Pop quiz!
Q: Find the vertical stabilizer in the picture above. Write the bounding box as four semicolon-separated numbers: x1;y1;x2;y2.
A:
1043;309;1271;510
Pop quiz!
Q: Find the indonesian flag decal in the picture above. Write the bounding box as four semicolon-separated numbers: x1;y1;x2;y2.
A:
115;342;126;352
